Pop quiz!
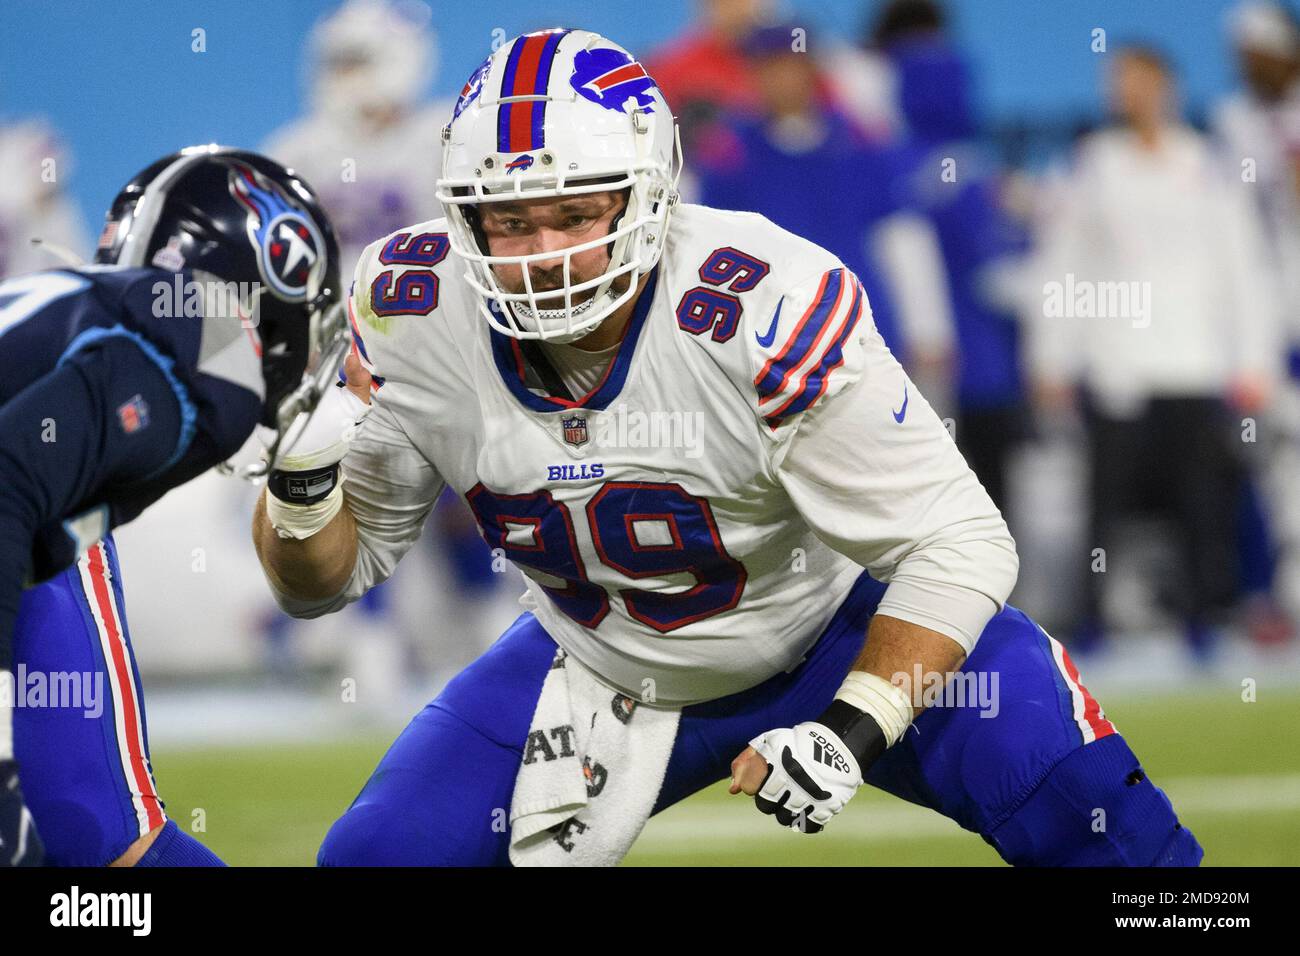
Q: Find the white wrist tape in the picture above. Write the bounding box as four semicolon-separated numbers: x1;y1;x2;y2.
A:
834;671;914;747
266;480;346;541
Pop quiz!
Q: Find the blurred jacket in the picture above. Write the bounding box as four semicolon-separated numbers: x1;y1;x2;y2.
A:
1029;124;1283;416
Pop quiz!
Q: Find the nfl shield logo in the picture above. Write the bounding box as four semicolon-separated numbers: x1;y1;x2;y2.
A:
116;394;150;435
562;416;589;447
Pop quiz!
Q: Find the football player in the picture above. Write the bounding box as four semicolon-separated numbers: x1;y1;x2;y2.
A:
254;29;1203;866
0;120;90;280
262;0;449;270
0;146;346;865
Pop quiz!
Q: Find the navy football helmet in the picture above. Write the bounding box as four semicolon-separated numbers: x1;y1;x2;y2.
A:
94;145;349;474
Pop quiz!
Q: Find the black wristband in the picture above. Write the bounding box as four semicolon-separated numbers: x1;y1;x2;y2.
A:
267;464;340;506
816;699;888;771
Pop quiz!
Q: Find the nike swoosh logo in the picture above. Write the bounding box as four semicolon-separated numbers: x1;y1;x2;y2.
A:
755;300;783;348
892;385;909;423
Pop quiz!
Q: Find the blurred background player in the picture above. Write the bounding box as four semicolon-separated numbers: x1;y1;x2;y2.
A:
262;0;448;269
868;0;1033;518
1213;2;1300;632
0;119;89;279
1027;45;1283;658
261;0;518;709
0;146;347;865
645;0;771;157
692;19;956;401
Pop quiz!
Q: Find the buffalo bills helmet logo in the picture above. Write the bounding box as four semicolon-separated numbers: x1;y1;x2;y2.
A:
454;55;491;120
570;48;657;114
505;155;535;174
229;164;323;301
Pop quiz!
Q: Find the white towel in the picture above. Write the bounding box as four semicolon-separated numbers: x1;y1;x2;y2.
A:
509;648;680;866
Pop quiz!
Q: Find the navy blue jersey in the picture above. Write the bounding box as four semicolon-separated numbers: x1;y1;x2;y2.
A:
0;266;264;577
0;266;260;411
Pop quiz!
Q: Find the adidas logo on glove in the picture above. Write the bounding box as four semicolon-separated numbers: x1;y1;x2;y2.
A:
809;730;851;774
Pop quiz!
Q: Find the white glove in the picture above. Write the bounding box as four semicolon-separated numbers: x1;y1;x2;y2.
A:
276;382;370;469
265;382;371;539
748;721;863;834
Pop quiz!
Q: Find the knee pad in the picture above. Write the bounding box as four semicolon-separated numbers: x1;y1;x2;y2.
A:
319;794;511;867
318;802;463;866
318;804;390;867
985;734;1204;867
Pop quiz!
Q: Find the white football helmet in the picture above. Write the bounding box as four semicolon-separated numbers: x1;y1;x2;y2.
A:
308;0;435;124
437;28;681;343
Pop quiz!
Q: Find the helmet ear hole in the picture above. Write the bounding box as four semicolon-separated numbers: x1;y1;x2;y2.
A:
604;186;633;260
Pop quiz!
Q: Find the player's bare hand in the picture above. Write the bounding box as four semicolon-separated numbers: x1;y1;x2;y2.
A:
728;745;770;796
342;350;373;406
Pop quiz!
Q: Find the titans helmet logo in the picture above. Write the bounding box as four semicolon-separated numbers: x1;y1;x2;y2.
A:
229;164;323;302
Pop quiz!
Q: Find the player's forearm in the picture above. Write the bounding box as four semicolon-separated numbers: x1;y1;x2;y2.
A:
805;613;965;773
252;489;358;602
852;612;966;716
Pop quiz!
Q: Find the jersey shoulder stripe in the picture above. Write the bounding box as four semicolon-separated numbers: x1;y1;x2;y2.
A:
754;267;846;401
661;206;870;433
754;269;866;427
345;285;386;391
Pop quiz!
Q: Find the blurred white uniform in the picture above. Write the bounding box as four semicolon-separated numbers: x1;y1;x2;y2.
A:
262;0;450;269
263;107;449;272
820;43;899;142
275;205;1018;706
257;1;510;700
1212;8;1300;617
0;121;89;278
1029;125;1283;412
1026;123;1284;636
1213;86;1300;344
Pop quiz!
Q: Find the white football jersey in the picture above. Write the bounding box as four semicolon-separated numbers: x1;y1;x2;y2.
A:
280;203;1018;706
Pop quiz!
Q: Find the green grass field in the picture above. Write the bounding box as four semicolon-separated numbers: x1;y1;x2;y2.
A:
151;690;1300;866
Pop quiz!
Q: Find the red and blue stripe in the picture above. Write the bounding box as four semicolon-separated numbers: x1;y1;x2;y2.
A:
753;269;874;427
341;290;385;391
497;29;569;154
1043;628;1117;745
754;269;845;403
